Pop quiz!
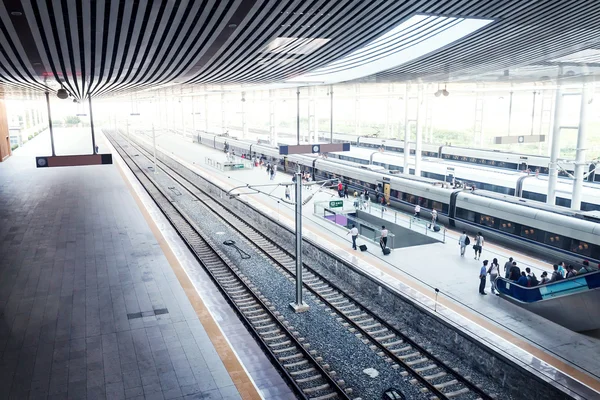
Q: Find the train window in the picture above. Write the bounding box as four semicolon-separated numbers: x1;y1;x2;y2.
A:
479;214;496;228
405;194;416;204
544;232;569;250
520;226;542;241
522;191;546;202
498;220;516;234
571;240;592;257
555;197;571;208
581;202;600;212
456;207;475;222
431;201;443;212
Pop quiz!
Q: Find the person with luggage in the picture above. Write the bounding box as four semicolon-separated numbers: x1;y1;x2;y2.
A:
459;231;469;256
414;204;421;219
428;209;437;229
347;224;359;250
488;258;500;295
337;181;343;197
473;232;484;260
380;226;388;252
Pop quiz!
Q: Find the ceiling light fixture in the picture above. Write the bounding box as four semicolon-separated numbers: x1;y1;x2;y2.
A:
434;83;441;97
265;37;330;55
56;88;69;99
442;85;449;96
287;14;493;84
10;11;23;16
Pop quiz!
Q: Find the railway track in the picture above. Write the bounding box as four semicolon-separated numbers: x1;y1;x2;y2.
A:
107;133;351;400
111;131;494;400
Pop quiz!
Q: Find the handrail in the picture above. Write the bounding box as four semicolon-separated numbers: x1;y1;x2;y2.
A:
496;270;600;303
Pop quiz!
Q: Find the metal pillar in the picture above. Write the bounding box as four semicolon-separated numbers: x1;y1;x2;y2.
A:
308;87;318;142
181;87;186;137
473;85;485;147
204;94;209;134
241;91;247;139
547;76;563;205
329;85;333;143
414;85;424;177
539;89;553;155
269;90;276;146
572;84;590;210
44;92;56;156
221;91;226;133
152;123;157;174
296;88;300;145
290;169;308;312
403;84;410;174
89;96;96;154
191;95;196;134
354;84;361;136
530;91;537;136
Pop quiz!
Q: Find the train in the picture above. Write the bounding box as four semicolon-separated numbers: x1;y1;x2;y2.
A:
198;132;600;265
223;126;599;182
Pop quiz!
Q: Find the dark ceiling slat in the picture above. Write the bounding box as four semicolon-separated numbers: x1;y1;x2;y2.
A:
2;0;600;95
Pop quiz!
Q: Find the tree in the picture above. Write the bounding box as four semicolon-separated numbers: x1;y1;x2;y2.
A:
64;116;81;125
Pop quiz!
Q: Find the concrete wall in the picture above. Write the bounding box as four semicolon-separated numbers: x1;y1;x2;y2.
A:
144;137;576;400
355;210;440;248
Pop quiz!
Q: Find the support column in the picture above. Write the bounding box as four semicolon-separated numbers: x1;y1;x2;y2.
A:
181;87;186;137
329;85;333;143
473;84;485;147
572;84;590;210
296;88;300;145
354;84;361;136
204;94;209;134
45;92;56;156
308;87;317;143
221;90;226;133
547;70;563;206
269;90;277;146
241;91;247;139
88;96;96;154
403;84;410;174
414;84;424;177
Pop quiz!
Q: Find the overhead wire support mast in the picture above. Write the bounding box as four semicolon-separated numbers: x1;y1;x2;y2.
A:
227;177;338;313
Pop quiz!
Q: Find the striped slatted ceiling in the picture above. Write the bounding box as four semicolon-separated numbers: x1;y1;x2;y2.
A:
0;0;599;99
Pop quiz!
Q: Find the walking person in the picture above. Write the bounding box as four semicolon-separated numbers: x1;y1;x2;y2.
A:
270;165;276;180
344;185;349;199
503;257;514;278
347;224;359;250
380;226;388;251
488;258;500;295
380;196;387;211
479;260;488;295
473;232;484;260
428;209;437;229
414;204;421;218
285;186;290;200
458;231;469;256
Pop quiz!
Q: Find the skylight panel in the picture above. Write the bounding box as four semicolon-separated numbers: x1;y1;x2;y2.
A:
287;14;493;84
265;37;330;55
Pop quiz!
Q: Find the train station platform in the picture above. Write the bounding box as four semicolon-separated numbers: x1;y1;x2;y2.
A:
132;129;600;399
0;130;290;400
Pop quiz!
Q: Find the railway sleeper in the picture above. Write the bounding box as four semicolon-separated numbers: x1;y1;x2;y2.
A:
309;391;339;400
268;340;291;348
374;333;396;341
406;358;430;366
390;345;412;354
433;379;457;389
303;383;331;394
296;374;322;383
414;364;437;373
263;334;286;341
273;346;298;354
366;327;387;335
279;353;303;362
444;387;470;398
290;367;316;376
283;359;309;368
397;352;420;360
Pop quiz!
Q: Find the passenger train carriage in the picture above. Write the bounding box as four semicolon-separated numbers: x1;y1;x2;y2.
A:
199;133;600;265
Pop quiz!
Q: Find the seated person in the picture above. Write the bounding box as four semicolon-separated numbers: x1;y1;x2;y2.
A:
549;264;564;282
516;271;529;287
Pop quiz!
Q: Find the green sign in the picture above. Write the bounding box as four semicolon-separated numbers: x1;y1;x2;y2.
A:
329;200;343;208
234;164;244;169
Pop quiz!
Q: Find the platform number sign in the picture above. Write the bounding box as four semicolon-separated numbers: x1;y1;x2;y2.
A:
312;145;320;153
329;200;343;208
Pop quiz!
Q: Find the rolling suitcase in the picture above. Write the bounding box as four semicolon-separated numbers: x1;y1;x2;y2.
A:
359;244;368;252
383;247;391;255
433;225;441;232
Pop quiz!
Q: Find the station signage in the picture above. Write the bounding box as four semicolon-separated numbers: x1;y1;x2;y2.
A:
329;200;343;208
